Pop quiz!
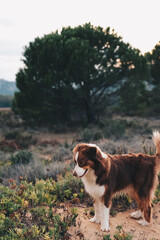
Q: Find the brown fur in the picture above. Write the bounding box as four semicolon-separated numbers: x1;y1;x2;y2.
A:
73;134;160;224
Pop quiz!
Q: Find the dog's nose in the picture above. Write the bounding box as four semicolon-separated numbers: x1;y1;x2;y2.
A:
73;170;77;177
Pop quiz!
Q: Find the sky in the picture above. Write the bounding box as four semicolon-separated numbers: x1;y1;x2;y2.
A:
0;0;160;82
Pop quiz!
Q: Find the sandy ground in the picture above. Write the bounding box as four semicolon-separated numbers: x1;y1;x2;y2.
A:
69;203;160;240
0;107;11;111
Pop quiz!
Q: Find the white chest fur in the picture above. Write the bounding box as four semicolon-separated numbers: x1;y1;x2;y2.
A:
82;169;105;199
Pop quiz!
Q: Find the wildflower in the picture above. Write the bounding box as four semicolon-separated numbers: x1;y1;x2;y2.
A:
11;184;16;189
8;178;15;183
19;184;27;190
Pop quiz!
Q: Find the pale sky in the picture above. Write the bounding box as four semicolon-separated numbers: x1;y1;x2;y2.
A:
0;0;160;82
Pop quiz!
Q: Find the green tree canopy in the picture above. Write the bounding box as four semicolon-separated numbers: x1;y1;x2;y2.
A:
13;23;148;125
146;42;160;84
145;42;160;113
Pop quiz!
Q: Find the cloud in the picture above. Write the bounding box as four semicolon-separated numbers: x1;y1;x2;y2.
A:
0;17;15;26
0;39;22;56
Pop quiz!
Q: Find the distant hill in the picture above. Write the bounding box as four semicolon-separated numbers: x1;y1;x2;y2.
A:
0;79;17;96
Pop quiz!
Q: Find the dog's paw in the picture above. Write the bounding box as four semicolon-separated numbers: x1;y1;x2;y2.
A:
100;224;110;232
89;216;100;224
137;219;149;226
130;210;142;219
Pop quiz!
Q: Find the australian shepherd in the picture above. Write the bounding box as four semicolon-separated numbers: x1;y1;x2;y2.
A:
73;131;160;231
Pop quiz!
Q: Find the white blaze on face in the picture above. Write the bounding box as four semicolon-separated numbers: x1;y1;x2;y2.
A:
75;151;79;162
74;164;86;177
74;151;86;177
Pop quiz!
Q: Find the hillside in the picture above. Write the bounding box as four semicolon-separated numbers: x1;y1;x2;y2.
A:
0;79;17;96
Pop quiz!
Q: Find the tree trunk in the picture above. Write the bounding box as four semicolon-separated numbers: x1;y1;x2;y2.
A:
84;98;95;123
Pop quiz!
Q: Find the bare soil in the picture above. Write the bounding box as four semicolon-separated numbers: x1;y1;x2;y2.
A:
35;132;77;145
69;203;160;240
0;107;11;112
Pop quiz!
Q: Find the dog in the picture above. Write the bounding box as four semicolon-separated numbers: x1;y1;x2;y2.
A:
73;131;160;231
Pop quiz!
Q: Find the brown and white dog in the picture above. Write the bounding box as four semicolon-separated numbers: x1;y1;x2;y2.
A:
73;131;160;231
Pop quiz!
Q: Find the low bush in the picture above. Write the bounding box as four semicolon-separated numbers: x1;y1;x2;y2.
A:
10;151;33;165
100;119;127;139
113;225;133;240
81;128;95;142
0;111;21;128
52;146;72;162
0;159;66;184
81;128;103;142
3;130;37;149
93;131;103;141
4;130;21;140
0;180;78;239
0;140;21;152
103;226;133;240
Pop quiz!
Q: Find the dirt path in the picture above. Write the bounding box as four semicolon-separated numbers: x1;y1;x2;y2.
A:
69;203;160;240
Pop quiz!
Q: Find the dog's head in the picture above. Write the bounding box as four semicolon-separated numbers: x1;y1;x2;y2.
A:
73;143;107;178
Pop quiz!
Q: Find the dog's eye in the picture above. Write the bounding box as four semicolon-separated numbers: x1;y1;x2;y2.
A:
78;159;86;167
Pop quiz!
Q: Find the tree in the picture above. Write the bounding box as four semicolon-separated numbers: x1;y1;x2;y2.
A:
119;48;149;114
146;42;160;84
145;42;160;112
13;23;148;125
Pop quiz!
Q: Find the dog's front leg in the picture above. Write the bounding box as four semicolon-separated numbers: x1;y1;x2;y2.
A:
90;198;101;223
100;189;112;231
100;203;110;231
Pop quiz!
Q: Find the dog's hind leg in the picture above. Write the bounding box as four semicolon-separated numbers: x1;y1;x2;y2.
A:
130;210;142;219
130;193;143;219
144;202;152;223
137;198;151;226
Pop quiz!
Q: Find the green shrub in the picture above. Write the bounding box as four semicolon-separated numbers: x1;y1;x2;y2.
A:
81;128;103;142
4;130;21;140
0;174;80;239
81;128;95;142
53;211;78;240
4;131;36;149
93;131;103;141
113;225;133;240
103;226;133;240
127;120;152;135
18;135;36;148
101;119;127;138
103;235;112;240
10;151;33;165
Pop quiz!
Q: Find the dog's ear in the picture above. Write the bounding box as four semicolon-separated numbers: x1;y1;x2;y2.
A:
73;144;97;160
73;143;85;154
86;146;97;159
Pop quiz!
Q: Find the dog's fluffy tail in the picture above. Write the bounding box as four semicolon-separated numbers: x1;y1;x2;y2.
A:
153;131;160;157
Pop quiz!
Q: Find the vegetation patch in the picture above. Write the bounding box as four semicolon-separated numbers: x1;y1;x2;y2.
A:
0;174;82;239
